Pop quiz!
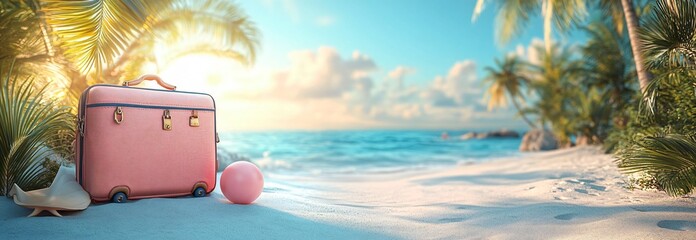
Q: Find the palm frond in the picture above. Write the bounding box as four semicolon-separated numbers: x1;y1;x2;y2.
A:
0;2;45;61
0;60;73;196
494;0;540;45
619;134;696;196
581;21;636;112
92;0;260;83
149;0;260;66
549;0;588;37
525;42;583;144
641;66;696;116
471;0;487;22
41;0;171;77
483;0;587;52
483;55;536;127
483;55;528;108
639;0;696;69
0;1;70;91
596;0;625;35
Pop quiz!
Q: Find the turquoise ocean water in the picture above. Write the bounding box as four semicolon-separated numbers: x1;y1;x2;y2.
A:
218;130;522;175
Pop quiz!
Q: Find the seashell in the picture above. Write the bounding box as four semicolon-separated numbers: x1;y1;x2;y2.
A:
10;166;90;217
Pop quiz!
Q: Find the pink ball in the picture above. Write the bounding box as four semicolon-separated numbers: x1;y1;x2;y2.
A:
220;161;264;204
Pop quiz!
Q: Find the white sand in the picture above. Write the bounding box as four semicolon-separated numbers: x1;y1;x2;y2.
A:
2;146;695;239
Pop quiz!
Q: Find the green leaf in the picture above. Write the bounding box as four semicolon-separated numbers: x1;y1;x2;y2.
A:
41;0;171;76
619;134;696;196
0;60;73;195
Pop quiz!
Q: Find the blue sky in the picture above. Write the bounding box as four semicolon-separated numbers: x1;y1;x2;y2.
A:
161;0;587;131
240;0;558;82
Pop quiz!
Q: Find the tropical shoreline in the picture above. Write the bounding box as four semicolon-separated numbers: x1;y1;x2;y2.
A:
2;146;694;239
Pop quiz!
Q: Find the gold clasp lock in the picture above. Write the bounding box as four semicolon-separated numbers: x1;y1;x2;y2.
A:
162;109;172;131
114;107;123;124
189;110;199;127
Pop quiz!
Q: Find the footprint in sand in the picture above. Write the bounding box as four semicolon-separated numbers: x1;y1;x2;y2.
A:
574;189;589;194
657;220;696;231
587;184;607;191
554;213;577;220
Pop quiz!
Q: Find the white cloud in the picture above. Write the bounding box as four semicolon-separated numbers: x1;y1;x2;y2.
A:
211;46;525;130
421;61;483;108
388;66;414;80
269;46;376;99
364;60;498;127
387;66;414;89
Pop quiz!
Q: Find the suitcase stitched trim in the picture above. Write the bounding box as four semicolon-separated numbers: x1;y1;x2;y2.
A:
86;103;215;111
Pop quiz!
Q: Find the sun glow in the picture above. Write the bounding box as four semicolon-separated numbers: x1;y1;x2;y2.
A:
146;53;273;131
151;54;245;95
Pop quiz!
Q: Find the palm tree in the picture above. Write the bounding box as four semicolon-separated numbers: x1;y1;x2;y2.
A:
639;0;696;115
2;0;260;105
0;61;74;196
575;21;638;147
472;0;587;54
572;87;611;145
483;55;536;128
581;21;636;124
472;0;652;93
525;43;580;146
616;0;696;197
621;0;652;93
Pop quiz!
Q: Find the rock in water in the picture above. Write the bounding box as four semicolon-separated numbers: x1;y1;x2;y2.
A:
461;129;519;140
460;132;477;140
476;132;490;139
487;129;519;138
519;129;558;151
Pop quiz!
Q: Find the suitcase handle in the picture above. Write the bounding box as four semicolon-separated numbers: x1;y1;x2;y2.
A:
123;74;177;90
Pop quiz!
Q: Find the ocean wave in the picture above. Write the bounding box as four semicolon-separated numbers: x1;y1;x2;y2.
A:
218;148;293;171
217;131;521;174
254;151;293;170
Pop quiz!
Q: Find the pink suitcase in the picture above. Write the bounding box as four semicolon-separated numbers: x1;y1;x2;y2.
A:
75;74;218;202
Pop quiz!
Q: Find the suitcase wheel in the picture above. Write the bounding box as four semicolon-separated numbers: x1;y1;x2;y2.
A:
112;192;128;203
193;187;206;197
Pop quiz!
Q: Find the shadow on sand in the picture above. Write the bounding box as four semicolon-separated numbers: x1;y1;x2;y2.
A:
0;195;392;240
